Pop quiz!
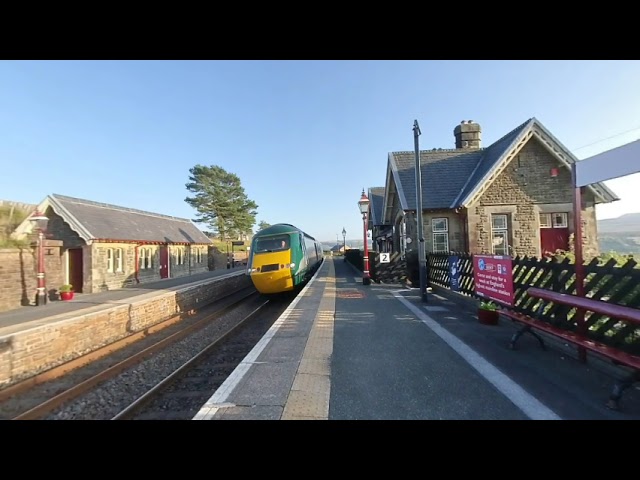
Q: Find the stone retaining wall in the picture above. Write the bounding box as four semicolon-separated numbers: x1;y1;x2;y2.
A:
0;273;253;388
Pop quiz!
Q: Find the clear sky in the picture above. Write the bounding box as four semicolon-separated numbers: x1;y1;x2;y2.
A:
1;60;639;244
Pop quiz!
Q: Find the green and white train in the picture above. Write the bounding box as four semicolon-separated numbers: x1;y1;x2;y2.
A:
246;223;324;294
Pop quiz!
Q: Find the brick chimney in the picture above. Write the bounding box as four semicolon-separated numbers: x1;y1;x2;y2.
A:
454;120;481;149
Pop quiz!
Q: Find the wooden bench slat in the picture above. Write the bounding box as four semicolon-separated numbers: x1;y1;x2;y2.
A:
500;310;640;370
527;287;640;324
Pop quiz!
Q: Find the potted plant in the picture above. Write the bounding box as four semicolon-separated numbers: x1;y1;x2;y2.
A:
478;300;499;325
59;284;74;301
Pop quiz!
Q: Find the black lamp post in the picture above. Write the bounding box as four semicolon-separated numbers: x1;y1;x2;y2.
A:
358;189;371;286
29;210;49;306
342;227;346;254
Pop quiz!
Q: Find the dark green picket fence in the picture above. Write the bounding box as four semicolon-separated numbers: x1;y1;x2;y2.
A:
428;252;640;354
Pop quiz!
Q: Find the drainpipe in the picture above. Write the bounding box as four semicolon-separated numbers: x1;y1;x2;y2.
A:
461;208;469;253
134;244;141;284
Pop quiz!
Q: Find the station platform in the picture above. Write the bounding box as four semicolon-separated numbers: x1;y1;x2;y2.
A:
0;266;246;335
1;257;639;420
194;256;640;420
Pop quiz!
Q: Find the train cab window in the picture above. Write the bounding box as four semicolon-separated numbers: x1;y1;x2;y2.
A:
255;236;289;253
273;237;289;250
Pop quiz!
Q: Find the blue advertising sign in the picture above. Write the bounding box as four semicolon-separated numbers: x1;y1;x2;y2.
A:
449;255;460;292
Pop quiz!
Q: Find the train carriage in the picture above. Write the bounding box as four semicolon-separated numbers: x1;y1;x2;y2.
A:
247;223;323;295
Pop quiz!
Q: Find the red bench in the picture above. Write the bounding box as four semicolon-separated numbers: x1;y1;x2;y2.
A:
499;287;640;410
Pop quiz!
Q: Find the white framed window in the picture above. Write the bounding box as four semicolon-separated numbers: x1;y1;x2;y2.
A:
145;248;153;269
552;213;568;228
540;212;568;229
491;214;510;255
492;214;508;231
432;233;449;253
432;217;448;232
139;248;147;270
115;248;123;273
107;248;114;273
539;213;551;228
431;218;449;252
176;248;184;265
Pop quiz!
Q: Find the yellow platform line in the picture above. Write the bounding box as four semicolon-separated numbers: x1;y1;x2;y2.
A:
281;259;336;420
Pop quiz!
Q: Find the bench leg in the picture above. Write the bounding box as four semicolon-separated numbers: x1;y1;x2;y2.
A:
509;325;546;351
606;370;640;411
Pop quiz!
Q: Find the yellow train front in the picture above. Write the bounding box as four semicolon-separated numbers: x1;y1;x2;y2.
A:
246;223;323;295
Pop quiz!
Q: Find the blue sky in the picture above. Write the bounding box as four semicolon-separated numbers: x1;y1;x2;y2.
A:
1;60;639;243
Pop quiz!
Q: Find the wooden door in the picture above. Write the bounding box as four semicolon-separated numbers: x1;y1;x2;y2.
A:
159;245;169;279
68;248;83;293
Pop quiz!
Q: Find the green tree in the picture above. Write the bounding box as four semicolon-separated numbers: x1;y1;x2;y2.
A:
185;165;258;240
258;220;271;231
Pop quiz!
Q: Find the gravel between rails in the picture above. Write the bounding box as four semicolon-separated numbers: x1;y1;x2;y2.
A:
41;295;272;420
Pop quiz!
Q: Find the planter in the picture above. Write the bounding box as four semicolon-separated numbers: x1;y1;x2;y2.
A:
478;308;499;325
60;291;74;301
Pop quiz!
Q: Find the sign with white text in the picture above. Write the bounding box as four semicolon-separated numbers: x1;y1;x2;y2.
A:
472;255;514;306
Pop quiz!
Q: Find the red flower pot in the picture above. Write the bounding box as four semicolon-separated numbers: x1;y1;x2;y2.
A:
478;308;499;325
60;291;74;301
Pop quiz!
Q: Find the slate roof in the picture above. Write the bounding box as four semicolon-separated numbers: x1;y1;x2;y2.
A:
368;187;386;226
390;148;483;210
47;194;212;244
388;117;619;213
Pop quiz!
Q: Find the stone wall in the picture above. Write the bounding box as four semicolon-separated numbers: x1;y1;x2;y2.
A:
0;240;64;313
467;137;600;258
0;272;253;387
422;210;466;253
0;240;219;314
89;243;211;292
45;208;85;249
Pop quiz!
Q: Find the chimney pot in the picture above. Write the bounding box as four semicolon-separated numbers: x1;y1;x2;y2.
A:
454;120;481;149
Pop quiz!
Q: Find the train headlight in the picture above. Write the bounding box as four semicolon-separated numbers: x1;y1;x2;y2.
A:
284;262;296;269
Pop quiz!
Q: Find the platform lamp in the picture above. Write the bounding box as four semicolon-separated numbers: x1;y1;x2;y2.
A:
29;210;49;306
358;189;371;285
342;227;346;254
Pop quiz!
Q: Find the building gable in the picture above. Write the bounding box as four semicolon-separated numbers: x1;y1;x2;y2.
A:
456;118;619;208
380;118;619;225
368;187;386;226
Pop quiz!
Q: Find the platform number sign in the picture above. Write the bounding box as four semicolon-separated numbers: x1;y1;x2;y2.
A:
380;252;390;263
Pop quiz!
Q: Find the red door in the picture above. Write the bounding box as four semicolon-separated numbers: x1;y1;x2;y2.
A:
68;248;83;293
540;228;569;256
159;246;169;279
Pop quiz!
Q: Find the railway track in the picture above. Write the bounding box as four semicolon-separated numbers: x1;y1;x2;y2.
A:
0;286;281;420
112;297;285;420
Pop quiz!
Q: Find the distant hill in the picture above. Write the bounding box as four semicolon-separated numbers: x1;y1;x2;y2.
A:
598;213;640;234
597;213;640;254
